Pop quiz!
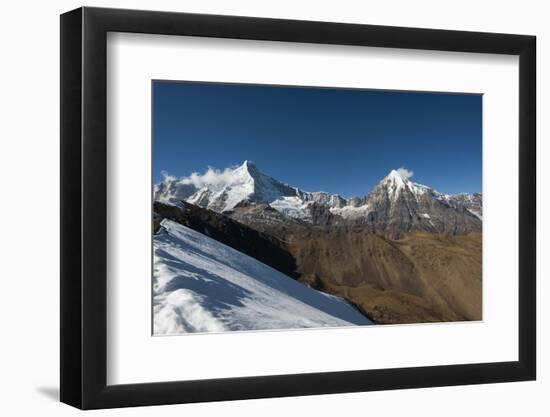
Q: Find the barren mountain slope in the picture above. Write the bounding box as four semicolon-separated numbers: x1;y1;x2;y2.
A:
156;201;482;325
289;231;482;324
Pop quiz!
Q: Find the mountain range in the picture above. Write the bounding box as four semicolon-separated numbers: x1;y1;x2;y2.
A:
154;161;482;237
153;161;483;330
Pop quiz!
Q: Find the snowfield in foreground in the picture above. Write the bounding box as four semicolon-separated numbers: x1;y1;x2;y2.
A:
153;219;373;334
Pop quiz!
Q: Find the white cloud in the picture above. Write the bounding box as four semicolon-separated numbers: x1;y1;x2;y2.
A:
179;165;243;189
396;167;414;179
161;170;176;182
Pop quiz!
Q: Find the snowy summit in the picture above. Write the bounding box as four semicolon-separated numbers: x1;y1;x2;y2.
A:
154;162;482;230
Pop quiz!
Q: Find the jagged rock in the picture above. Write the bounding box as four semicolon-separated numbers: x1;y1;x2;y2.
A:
154;161;482;236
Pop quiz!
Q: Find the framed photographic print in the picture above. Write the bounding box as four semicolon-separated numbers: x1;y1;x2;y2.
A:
60;7;536;409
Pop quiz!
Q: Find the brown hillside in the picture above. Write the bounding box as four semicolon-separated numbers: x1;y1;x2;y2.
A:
289;230;482;324
155;201;482;325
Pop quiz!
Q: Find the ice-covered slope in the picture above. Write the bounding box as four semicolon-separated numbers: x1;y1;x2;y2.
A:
153;219;373;334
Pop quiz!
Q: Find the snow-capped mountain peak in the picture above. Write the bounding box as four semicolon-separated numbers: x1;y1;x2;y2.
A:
154;162;482;234
385;168;411;182
232;159;258;182
240;159;259;173
376;168;431;200
382;169;412;197
155;161;297;212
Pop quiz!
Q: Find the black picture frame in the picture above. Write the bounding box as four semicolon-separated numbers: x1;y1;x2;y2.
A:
60;6;536;410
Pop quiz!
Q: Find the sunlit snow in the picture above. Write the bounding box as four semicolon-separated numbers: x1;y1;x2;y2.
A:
153;219;373;334
154;162;481;223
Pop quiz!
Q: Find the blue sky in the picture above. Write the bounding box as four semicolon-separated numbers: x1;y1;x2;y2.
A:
153;81;482;197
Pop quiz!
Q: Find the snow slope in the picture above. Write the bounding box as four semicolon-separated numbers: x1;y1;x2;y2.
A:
153;219;373;334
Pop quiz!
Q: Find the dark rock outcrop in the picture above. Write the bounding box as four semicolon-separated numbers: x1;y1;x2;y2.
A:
154;201;299;279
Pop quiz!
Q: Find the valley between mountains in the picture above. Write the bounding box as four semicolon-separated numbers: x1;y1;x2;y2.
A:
153;161;482;334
